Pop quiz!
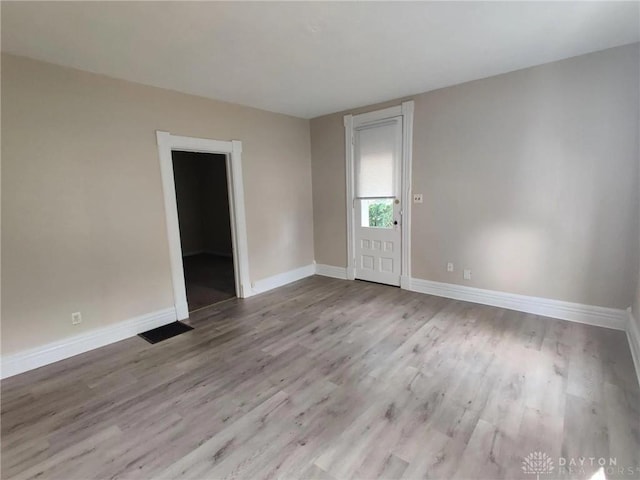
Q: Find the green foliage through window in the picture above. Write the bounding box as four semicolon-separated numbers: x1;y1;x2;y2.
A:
368;201;393;228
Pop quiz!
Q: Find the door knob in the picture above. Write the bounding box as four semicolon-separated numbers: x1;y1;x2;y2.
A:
393;220;398;225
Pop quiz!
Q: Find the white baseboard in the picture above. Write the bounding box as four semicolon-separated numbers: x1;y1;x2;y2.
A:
312;268;627;330
1;307;177;379
627;308;640;388
3;272;633;382
251;264;316;295
407;277;628;331
315;264;348;280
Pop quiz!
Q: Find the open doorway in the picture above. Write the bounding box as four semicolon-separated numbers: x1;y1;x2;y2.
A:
172;151;235;311
157;131;250;321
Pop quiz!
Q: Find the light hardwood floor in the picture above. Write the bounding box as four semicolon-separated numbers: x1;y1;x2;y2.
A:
2;276;639;480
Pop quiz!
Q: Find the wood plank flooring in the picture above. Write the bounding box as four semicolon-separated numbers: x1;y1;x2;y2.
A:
2;276;639;480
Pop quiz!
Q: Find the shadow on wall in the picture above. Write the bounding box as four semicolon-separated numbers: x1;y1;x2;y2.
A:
454;56;638;306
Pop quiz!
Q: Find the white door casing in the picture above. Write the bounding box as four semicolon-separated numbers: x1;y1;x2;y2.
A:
345;101;414;288
156;131;252;320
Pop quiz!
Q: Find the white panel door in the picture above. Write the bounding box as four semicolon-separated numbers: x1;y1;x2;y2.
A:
353;117;402;286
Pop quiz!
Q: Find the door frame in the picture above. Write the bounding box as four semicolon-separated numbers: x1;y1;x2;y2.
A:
156;131;251;320
344;101;414;288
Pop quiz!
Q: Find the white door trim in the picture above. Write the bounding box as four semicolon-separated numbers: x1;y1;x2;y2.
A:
156;131;251;320
400;101;414;288
344;100;414;287
344;114;356;281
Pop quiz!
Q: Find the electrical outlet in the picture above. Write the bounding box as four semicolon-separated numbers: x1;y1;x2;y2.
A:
447;262;454;272
413;193;423;203
463;269;472;280
71;312;82;325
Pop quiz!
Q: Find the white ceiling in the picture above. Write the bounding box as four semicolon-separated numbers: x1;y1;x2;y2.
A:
2;1;638;119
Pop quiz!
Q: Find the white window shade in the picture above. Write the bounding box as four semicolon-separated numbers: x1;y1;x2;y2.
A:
354;120;399;198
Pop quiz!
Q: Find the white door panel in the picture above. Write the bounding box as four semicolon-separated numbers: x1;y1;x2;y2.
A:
354;209;401;285
353;117;402;285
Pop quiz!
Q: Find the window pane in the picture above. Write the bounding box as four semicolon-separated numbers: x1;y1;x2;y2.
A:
360;198;393;228
355;121;398;198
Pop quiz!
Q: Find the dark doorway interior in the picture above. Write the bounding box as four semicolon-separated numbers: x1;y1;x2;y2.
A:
172;151;235;311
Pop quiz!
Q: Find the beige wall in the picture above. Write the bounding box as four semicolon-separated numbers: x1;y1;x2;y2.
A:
311;44;639;309
1;54;314;355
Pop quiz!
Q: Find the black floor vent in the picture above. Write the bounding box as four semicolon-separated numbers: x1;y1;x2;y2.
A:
138;322;194;344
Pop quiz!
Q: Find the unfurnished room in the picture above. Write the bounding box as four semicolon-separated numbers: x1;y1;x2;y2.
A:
1;2;639;479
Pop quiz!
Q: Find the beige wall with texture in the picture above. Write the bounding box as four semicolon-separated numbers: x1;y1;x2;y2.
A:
311;44;639;309
1;54;314;355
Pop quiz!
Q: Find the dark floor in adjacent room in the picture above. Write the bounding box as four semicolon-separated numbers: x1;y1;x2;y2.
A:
183;253;235;310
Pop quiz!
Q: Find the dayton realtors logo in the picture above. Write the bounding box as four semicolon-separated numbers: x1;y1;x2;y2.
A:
522;451;637;479
522;451;554;480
